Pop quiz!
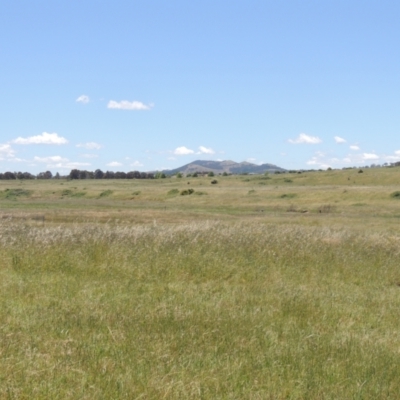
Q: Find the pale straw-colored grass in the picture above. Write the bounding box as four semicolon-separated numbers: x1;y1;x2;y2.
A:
1;220;400;398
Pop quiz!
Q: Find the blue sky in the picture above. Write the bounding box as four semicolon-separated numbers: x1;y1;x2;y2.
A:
1;0;400;173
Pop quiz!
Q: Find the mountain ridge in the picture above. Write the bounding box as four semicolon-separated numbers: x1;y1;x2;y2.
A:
163;160;286;175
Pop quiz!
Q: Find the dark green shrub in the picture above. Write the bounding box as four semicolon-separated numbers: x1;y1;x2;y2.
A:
99;190;113;198
390;191;400;199
180;189;194;196
61;189;73;196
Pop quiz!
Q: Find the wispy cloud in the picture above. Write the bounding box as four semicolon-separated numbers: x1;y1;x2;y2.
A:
363;153;379;160
0;144;15;158
350;145;360;151
13;132;68;145
307;150;386;169
76;95;90;104
107;100;153;110
80;154;99;158
33;156;90;169
288;133;322;144
76;142;102;150
106;161;123;167
34;156;68;163
174;146;194;155
130;161;144;167
334;136;346;143
198;146;215;154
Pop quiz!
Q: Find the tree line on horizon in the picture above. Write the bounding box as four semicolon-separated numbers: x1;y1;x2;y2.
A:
0;162;399;180
0;169;156;180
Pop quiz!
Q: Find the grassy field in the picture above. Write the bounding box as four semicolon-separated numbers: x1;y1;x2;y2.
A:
1;168;400;398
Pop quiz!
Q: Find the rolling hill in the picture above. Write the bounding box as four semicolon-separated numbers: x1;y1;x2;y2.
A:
164;160;286;175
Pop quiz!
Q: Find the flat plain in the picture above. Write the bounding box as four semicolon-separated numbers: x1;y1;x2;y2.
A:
1;168;400;399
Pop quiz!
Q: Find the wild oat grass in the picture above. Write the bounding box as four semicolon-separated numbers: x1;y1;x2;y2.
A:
1;220;400;398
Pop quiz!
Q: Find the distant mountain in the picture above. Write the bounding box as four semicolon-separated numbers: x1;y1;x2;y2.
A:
163;160;286;175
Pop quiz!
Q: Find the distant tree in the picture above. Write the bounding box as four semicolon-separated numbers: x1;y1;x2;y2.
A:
69;169;80;180
54;172;61;179
192;172;198;177
176;172;183;178
115;171;127;179
94;169;104;179
132;171;141;179
222;171;228;176
208;171;215;177
23;172;35;179
104;171;115;179
3;171;16;180
78;170;88;179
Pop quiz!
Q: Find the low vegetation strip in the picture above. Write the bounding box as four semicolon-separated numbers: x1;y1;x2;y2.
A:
1;220;400;398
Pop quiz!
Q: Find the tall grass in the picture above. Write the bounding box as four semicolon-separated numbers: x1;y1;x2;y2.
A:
1;220;400;398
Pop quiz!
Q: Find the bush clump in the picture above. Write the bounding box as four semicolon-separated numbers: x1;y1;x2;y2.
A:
167;189;179;196
180;188;194;196
211;180;218;184
1;189;32;199
61;189;73;197
98;190;113;198
390;191;400;199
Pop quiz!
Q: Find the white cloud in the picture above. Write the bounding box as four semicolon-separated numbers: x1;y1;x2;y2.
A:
33;156;90;169
334;136;346;143
62;162;91;168
301;146;389;169
395;150;400;156
350;145;360;151
107;100;153;110
174;146;194;155
288;133;322;144
106;161;123;167
130;161;144;167
0;144;15;157
363;153;379;160
13;132;68;145
198;146;215;154
80;154;99;158
76;95;90;104
34;156;68;163
76;142;102;150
